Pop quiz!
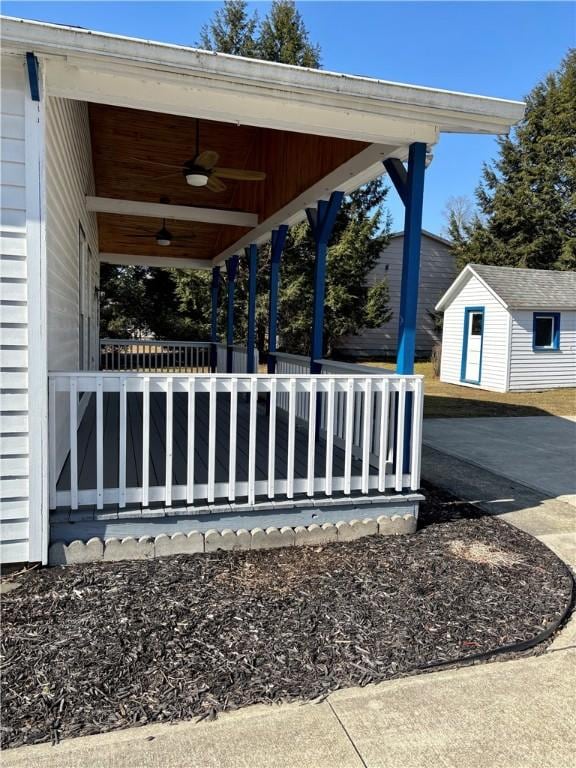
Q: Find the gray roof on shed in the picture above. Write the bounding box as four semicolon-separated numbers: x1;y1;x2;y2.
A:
436;263;576;311
471;264;576;309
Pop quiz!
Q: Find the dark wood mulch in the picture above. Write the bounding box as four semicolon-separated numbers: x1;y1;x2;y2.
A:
1;484;572;749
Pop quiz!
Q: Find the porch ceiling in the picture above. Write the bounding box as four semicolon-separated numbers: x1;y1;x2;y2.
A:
89;103;368;264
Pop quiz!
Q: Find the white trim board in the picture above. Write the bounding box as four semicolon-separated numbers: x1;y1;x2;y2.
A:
100;252;212;269
86;197;258;228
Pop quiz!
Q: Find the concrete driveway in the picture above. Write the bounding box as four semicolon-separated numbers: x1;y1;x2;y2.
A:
423;416;576;507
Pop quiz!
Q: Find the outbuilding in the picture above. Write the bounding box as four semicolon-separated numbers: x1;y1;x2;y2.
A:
436;264;576;392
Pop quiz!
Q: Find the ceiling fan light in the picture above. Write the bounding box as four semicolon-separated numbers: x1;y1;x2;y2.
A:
186;172;209;187
156;237;171;246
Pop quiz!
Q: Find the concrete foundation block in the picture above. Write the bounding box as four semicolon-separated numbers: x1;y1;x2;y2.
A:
205;528;250;552
102;536;154;561
336;518;377;542
68;538;104;564
250;527;267;549
155;531;204;557
295;523;337;547
266;526;295;549
48;541;68;566
235;528;252;550
378;514;417;535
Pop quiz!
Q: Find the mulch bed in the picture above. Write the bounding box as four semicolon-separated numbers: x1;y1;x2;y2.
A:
1;484;572;749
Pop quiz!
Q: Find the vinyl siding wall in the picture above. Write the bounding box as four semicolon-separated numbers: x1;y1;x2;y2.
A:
0;56;42;563
439;275;510;392
508;310;576;391
45;96;99;475
335;234;455;359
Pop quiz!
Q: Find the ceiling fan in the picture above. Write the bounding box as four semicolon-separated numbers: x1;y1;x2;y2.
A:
127;203;196;248
128;119;266;192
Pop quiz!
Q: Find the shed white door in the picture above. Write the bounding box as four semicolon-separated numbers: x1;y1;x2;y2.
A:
461;308;484;384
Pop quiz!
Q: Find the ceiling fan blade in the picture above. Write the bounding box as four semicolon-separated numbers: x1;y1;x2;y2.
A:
126;157;182;169
213;167;266;182
147;171;183;182
195;150;219;170
206;175;227;193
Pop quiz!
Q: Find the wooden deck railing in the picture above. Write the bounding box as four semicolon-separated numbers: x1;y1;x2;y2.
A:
48;371;423;512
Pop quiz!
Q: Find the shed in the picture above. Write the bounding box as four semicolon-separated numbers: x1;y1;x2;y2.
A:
436;264;576;392
335;231;455;360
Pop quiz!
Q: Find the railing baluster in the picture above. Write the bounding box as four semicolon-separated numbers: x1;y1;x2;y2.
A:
208;377;217;502
410;378;423;490
96;377;104;510
165;377;173;507
395;378;407;492
361;377;372;494
287;378;296;498
229;377;237;501
187;377;195;504
306;377;317;497
119;376;127;508
48;377;57;510
344;377;354;495
325;378;335;496
268;378;277;499
248;376;258;505
69;377;78;510
142;376;150;507
378;378;390;492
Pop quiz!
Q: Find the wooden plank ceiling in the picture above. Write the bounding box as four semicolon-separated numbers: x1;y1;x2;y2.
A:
89;104;368;263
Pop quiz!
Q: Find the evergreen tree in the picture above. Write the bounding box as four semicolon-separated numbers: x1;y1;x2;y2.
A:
101;1;392;354
257;0;320;67
198;0;258;57
451;50;576;271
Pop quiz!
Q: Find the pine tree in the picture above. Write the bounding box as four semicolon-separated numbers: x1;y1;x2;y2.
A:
451;50;576;271
257;0;320;67
198;0;258;57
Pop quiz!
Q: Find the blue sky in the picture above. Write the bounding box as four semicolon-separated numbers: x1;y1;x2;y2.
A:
3;1;574;234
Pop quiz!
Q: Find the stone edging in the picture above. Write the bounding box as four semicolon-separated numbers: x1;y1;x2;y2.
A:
49;515;417;565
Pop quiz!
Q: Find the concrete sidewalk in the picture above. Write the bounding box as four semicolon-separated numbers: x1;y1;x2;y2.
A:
3;650;575;768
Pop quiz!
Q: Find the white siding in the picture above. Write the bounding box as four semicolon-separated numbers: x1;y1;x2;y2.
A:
439;274;509;392
0;57;36;563
45;96;99;475
509;310;576;391
336;234;455;359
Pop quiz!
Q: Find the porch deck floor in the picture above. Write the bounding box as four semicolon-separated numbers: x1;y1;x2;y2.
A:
56;392;375;517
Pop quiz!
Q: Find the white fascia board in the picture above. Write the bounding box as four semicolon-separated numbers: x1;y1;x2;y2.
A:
86;197;258;227
1;17;525;138
42;58;439;145
212;143;397;266
100;252;212;269
435;264;508;311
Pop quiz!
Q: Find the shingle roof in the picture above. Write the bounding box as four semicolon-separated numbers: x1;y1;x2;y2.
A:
470;264;576;309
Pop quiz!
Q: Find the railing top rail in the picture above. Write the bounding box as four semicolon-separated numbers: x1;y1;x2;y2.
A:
100;338;211;347
317;358;396;376
49;370;423;381
275;351;310;364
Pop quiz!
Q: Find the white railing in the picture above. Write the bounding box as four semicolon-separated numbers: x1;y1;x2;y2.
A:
100;339;212;373
48;371;423;512
215;343;259;373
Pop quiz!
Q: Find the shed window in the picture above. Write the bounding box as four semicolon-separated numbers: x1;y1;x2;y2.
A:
533;313;560;350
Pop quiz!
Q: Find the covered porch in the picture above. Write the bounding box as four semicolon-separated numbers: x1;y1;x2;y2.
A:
13;19;524;558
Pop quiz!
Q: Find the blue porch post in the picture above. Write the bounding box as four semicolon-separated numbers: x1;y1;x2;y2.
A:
383;142;427;470
245;244;258;374
306;192;344;374
225;255;239;373
267;225;288;374
210;266;220;373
